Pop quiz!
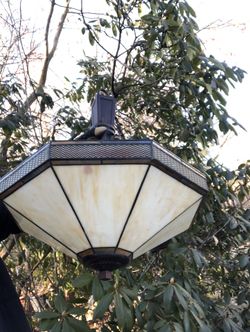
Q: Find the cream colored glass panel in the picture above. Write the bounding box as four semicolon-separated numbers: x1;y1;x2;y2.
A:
54;165;148;247
6;206;77;259
133;199;201;258
119;166;201;252
4;168;90;253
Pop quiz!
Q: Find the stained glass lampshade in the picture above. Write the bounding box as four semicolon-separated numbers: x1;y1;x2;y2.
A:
0;141;207;273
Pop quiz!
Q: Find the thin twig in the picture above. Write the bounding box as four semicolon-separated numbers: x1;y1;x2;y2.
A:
111;1;125;96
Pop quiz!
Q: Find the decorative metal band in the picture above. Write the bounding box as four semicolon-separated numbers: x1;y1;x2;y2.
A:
78;247;132;257
0;144;50;194
0;140;208;196
50;140;152;160
152;142;208;190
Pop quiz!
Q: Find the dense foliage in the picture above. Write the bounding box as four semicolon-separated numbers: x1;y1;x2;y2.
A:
0;0;249;331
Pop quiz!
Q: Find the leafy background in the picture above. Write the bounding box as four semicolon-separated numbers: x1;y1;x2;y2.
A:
0;0;249;331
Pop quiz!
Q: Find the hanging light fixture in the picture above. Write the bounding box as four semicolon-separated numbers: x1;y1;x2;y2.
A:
0;93;208;279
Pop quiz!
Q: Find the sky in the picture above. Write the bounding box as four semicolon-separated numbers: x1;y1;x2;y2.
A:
16;0;250;169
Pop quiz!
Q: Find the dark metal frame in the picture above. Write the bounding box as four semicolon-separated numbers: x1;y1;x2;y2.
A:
91;93;116;128
78;248;132;272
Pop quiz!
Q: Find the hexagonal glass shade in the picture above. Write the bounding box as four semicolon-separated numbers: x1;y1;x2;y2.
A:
0;140;208;271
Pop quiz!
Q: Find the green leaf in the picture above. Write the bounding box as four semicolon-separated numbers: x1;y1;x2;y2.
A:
53;88;63;98
199;325;212;332
40;319;58;331
92;276;104;301
62;319;75;332
114;293;126;329
100;18;110;28
174;322;184;332
72;273;93;288
121;287;138;300
225;67;238;81
138;3;142;16
191;248;203;268
68;306;85;316
223;319;232;332
35;311;60;319
205;83;212;95
155;320;169;331
54;292;70;313
125;305;134;332
51;321;62;332
212;90;227;106
88;31;95;46
119;289;132;306
135;307;144;328
225;170;234;180
67;316;91;332
239;254;249;268
154;320;166;329
192;300;205;320
224;291;231;305
159;325;171;332
112;23;117;37
229;216;238;229
94;292;113;319
185;2;196;17
184;311;191;332
163;284;174;306
123;303;134;331
174;285;188;310
209;57;225;71
190;305;203;326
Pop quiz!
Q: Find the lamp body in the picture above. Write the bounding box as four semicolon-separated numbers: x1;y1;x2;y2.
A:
0;140;208;272
91;93;116;128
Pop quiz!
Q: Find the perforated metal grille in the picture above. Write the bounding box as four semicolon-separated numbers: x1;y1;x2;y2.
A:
0;144;50;194
0;139;208;197
152;143;207;190
50;141;152;160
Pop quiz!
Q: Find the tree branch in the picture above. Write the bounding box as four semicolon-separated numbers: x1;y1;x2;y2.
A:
23;0;70;110
39;0;69;87
111;11;123;96
0;235;18;260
